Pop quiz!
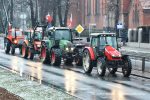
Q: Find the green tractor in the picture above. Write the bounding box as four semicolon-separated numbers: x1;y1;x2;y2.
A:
40;27;84;66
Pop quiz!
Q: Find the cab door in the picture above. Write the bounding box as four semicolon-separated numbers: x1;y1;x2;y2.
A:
91;37;99;57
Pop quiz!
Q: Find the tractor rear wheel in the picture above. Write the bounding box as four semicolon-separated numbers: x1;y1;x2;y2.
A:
5;41;10;54
41;47;50;64
28;49;34;60
22;44;28;58
97;58;106;76
82;49;93;74
122;56;132;77
11;44;15;55
50;49;61;66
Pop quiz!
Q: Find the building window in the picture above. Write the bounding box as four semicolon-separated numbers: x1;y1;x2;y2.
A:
87;0;91;16
95;0;100;15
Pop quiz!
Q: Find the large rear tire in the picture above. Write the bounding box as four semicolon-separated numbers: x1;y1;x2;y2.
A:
22;43;28;58
97;58;106;76
50;49;61;66
122;56;132;77
41;47;50;64
82;49;94;74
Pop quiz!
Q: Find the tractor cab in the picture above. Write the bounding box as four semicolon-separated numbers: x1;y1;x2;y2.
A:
90;33;118;50
5;28;24;54
47;27;72;42
7;28;24;44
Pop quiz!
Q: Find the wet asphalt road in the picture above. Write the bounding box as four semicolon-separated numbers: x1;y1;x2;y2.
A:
0;37;150;100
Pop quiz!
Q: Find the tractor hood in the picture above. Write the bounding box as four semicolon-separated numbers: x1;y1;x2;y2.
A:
104;45;122;61
59;40;73;49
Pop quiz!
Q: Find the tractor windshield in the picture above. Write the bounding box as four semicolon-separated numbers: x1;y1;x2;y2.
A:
33;32;42;40
12;31;23;37
55;29;71;41
99;36;117;49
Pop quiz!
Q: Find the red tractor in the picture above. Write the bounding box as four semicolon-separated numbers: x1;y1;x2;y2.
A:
4;27;24;55
22;27;43;60
82;33;132;77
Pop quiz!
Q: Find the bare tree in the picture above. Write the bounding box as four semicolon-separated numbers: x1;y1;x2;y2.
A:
105;0;120;34
57;0;70;27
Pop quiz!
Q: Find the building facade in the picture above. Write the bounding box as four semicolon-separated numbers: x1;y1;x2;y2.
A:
68;0;150;46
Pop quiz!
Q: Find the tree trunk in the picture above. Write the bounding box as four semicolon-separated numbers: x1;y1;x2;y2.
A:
52;1;57;26
10;0;13;23
57;0;63;26
63;0;70;27
115;0;120;36
29;0;36;27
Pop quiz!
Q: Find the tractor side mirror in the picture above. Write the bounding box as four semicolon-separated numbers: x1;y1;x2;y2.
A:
87;37;90;42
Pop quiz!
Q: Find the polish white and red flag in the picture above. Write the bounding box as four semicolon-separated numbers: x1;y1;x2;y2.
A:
67;13;73;28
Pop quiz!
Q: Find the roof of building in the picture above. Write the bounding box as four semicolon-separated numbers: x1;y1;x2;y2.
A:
139;0;150;9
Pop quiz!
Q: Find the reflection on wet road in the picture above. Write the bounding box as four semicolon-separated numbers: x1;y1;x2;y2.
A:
0;49;150;100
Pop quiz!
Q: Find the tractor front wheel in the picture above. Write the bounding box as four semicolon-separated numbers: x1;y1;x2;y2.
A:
82;50;93;74
75;57;82;66
97;58;106;76
74;49;83;66
50;49;61;66
41;47;50;64
28;49;34;60
122;56;132;77
11;44;15;55
5;41;10;54
22;44;28;58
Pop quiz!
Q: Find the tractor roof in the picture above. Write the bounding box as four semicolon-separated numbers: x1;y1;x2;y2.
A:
90;33;116;37
48;27;70;31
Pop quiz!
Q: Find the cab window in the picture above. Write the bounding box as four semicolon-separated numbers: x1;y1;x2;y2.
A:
91;37;98;47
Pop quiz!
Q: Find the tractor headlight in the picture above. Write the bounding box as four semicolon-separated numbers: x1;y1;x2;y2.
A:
118;54;122;57
37;44;41;47
65;47;74;52
71;47;74;51
112;54;115;57
65;47;69;51
14;40;18;44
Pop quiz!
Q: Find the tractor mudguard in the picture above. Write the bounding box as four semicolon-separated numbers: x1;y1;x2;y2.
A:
84;47;95;60
5;38;11;44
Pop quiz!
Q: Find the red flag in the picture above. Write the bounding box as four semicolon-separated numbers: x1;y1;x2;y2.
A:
67;13;72;28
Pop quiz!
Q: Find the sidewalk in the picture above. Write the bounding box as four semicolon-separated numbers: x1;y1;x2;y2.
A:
120;45;150;57
0;67;78;100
